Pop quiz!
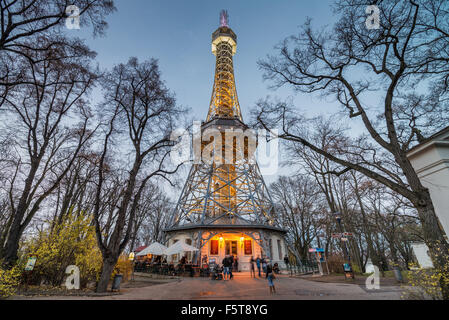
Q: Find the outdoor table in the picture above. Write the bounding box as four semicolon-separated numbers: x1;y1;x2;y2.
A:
184;264;193;277
161;264;169;275
168;264;175;275
191;265;201;277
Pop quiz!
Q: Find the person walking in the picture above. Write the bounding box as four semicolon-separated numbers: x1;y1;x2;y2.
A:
222;255;232;280
256;256;261;277
250;256;256;278
266;262;276;295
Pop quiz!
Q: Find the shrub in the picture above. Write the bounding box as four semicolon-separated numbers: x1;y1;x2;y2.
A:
0;263;22;299
326;254;345;273
21;209;103;288
112;255;133;282
402;244;449;300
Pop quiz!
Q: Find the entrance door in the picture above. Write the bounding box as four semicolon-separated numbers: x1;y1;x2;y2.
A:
225;240;238;255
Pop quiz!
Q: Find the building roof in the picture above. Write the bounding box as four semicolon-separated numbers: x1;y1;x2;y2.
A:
133;245;148;253
165;212;287;234
407;126;449;156
164;223;287;233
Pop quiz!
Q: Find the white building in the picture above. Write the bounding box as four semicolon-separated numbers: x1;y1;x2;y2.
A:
406;126;449;237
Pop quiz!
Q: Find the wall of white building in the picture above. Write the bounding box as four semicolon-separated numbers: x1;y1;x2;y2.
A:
165;231;288;270
407;129;449;237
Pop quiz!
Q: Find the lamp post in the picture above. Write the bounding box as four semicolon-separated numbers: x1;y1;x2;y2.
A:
316;232;330;275
333;212;354;279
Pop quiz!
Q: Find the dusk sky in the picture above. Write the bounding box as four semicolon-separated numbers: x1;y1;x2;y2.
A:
76;0;340;122
72;0;357;190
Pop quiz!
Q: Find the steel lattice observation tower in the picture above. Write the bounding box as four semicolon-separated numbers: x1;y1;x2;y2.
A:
163;11;287;270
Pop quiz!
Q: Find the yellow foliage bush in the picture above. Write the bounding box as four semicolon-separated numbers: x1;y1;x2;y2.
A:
403;267;446;299
112;255;133;282
0;263;22;299
402;245;449;300
22;209;103;288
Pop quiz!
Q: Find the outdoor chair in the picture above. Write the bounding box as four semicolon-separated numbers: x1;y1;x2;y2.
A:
175;264;185;276
168;264;176;276
200;266;210;277
183;264;190;277
162;265;169;275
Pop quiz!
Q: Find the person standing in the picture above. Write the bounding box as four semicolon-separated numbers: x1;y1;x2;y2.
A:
266;262;276;295
229;254;234;280
262;257;267;276
284;255;289;269
222;255;231;280
250;256;256;278
256;256;261;277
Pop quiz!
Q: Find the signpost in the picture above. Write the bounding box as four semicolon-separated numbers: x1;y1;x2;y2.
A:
308;248;329;276
24;255;37;290
25;256;37;271
332;232;353;238
331;233;342;238
332;212;355;280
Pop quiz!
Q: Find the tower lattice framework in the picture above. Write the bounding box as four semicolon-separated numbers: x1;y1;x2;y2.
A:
168;12;279;235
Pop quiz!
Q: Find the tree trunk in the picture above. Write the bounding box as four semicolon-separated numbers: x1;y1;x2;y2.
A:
2;160;40;266
96;256;118;293
416;190;449;299
2;226;21;267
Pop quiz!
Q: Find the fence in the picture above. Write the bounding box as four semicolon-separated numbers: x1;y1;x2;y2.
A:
286;260;320;275
133;262;204;277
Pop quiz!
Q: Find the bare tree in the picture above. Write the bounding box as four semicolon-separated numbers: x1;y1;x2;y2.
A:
93;58;185;292
271;175;324;260
128;183;161;252
0;40;97;266
132;186;173;250
47;152;98;229
0;0;115;108
254;0;449;297
0;0;115;50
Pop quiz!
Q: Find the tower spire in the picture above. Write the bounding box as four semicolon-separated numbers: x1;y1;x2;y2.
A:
220;10;229;27
207;11;242;121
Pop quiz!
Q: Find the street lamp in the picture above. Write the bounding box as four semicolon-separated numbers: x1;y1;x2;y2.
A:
333;211;354;279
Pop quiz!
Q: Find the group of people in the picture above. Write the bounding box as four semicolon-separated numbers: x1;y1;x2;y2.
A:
249;256;280;277
249;256;279;295
209;254;292;295
221;254;238;280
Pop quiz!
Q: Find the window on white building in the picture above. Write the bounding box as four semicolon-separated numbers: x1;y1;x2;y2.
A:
277;239;282;260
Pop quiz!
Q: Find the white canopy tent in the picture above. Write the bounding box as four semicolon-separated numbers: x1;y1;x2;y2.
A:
136;242;167;256
164;241;199;256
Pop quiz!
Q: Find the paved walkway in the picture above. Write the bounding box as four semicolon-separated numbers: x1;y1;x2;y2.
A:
13;272;404;300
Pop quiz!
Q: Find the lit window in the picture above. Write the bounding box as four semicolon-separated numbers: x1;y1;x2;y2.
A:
277;239;282;260
210;240;219;255
244;240;252;255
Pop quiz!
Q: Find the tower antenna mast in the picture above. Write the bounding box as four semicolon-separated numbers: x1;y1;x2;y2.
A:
220;10;229;27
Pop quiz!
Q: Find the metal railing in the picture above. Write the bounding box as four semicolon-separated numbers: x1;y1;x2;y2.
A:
133;262;207;277
286;260;319;275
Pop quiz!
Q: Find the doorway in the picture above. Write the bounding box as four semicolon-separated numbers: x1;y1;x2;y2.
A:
225;240;238;255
